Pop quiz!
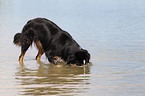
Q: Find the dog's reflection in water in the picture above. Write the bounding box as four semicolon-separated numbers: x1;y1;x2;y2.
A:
16;60;91;95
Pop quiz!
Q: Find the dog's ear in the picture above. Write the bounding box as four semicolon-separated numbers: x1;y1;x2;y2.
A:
75;50;90;63
75;51;85;58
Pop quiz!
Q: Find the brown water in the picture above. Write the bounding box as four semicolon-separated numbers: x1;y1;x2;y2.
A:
1;0;145;96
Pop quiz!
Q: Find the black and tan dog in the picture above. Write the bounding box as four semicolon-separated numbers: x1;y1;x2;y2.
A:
13;18;90;66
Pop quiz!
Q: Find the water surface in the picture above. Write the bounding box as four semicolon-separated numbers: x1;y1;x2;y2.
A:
0;0;145;96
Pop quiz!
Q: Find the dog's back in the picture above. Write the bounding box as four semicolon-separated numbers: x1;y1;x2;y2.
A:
14;18;62;48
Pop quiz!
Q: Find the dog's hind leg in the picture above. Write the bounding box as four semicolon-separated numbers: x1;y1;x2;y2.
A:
34;39;44;61
19;51;26;63
19;44;30;62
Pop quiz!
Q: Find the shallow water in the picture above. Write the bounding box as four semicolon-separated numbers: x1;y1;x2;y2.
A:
1;0;145;96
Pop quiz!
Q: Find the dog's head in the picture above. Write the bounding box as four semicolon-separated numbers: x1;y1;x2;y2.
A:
67;49;90;66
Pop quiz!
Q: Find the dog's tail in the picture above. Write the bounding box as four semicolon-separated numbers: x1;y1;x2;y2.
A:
13;33;22;46
13;30;35;46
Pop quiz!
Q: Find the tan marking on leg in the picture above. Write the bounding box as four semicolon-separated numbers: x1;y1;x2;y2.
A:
36;54;42;61
19;52;26;62
34;39;44;61
19;61;24;67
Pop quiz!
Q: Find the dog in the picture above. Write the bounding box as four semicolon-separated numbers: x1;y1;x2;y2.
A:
13;18;90;66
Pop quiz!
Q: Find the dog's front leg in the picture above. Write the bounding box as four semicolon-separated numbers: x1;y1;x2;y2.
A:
45;51;57;64
48;57;57;64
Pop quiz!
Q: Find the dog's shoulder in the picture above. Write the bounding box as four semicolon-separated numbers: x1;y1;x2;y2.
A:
57;31;73;43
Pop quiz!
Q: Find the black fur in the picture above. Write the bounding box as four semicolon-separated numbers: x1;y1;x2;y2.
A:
13;18;90;66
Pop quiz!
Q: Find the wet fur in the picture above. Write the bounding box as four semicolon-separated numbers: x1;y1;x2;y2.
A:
13;18;90;66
